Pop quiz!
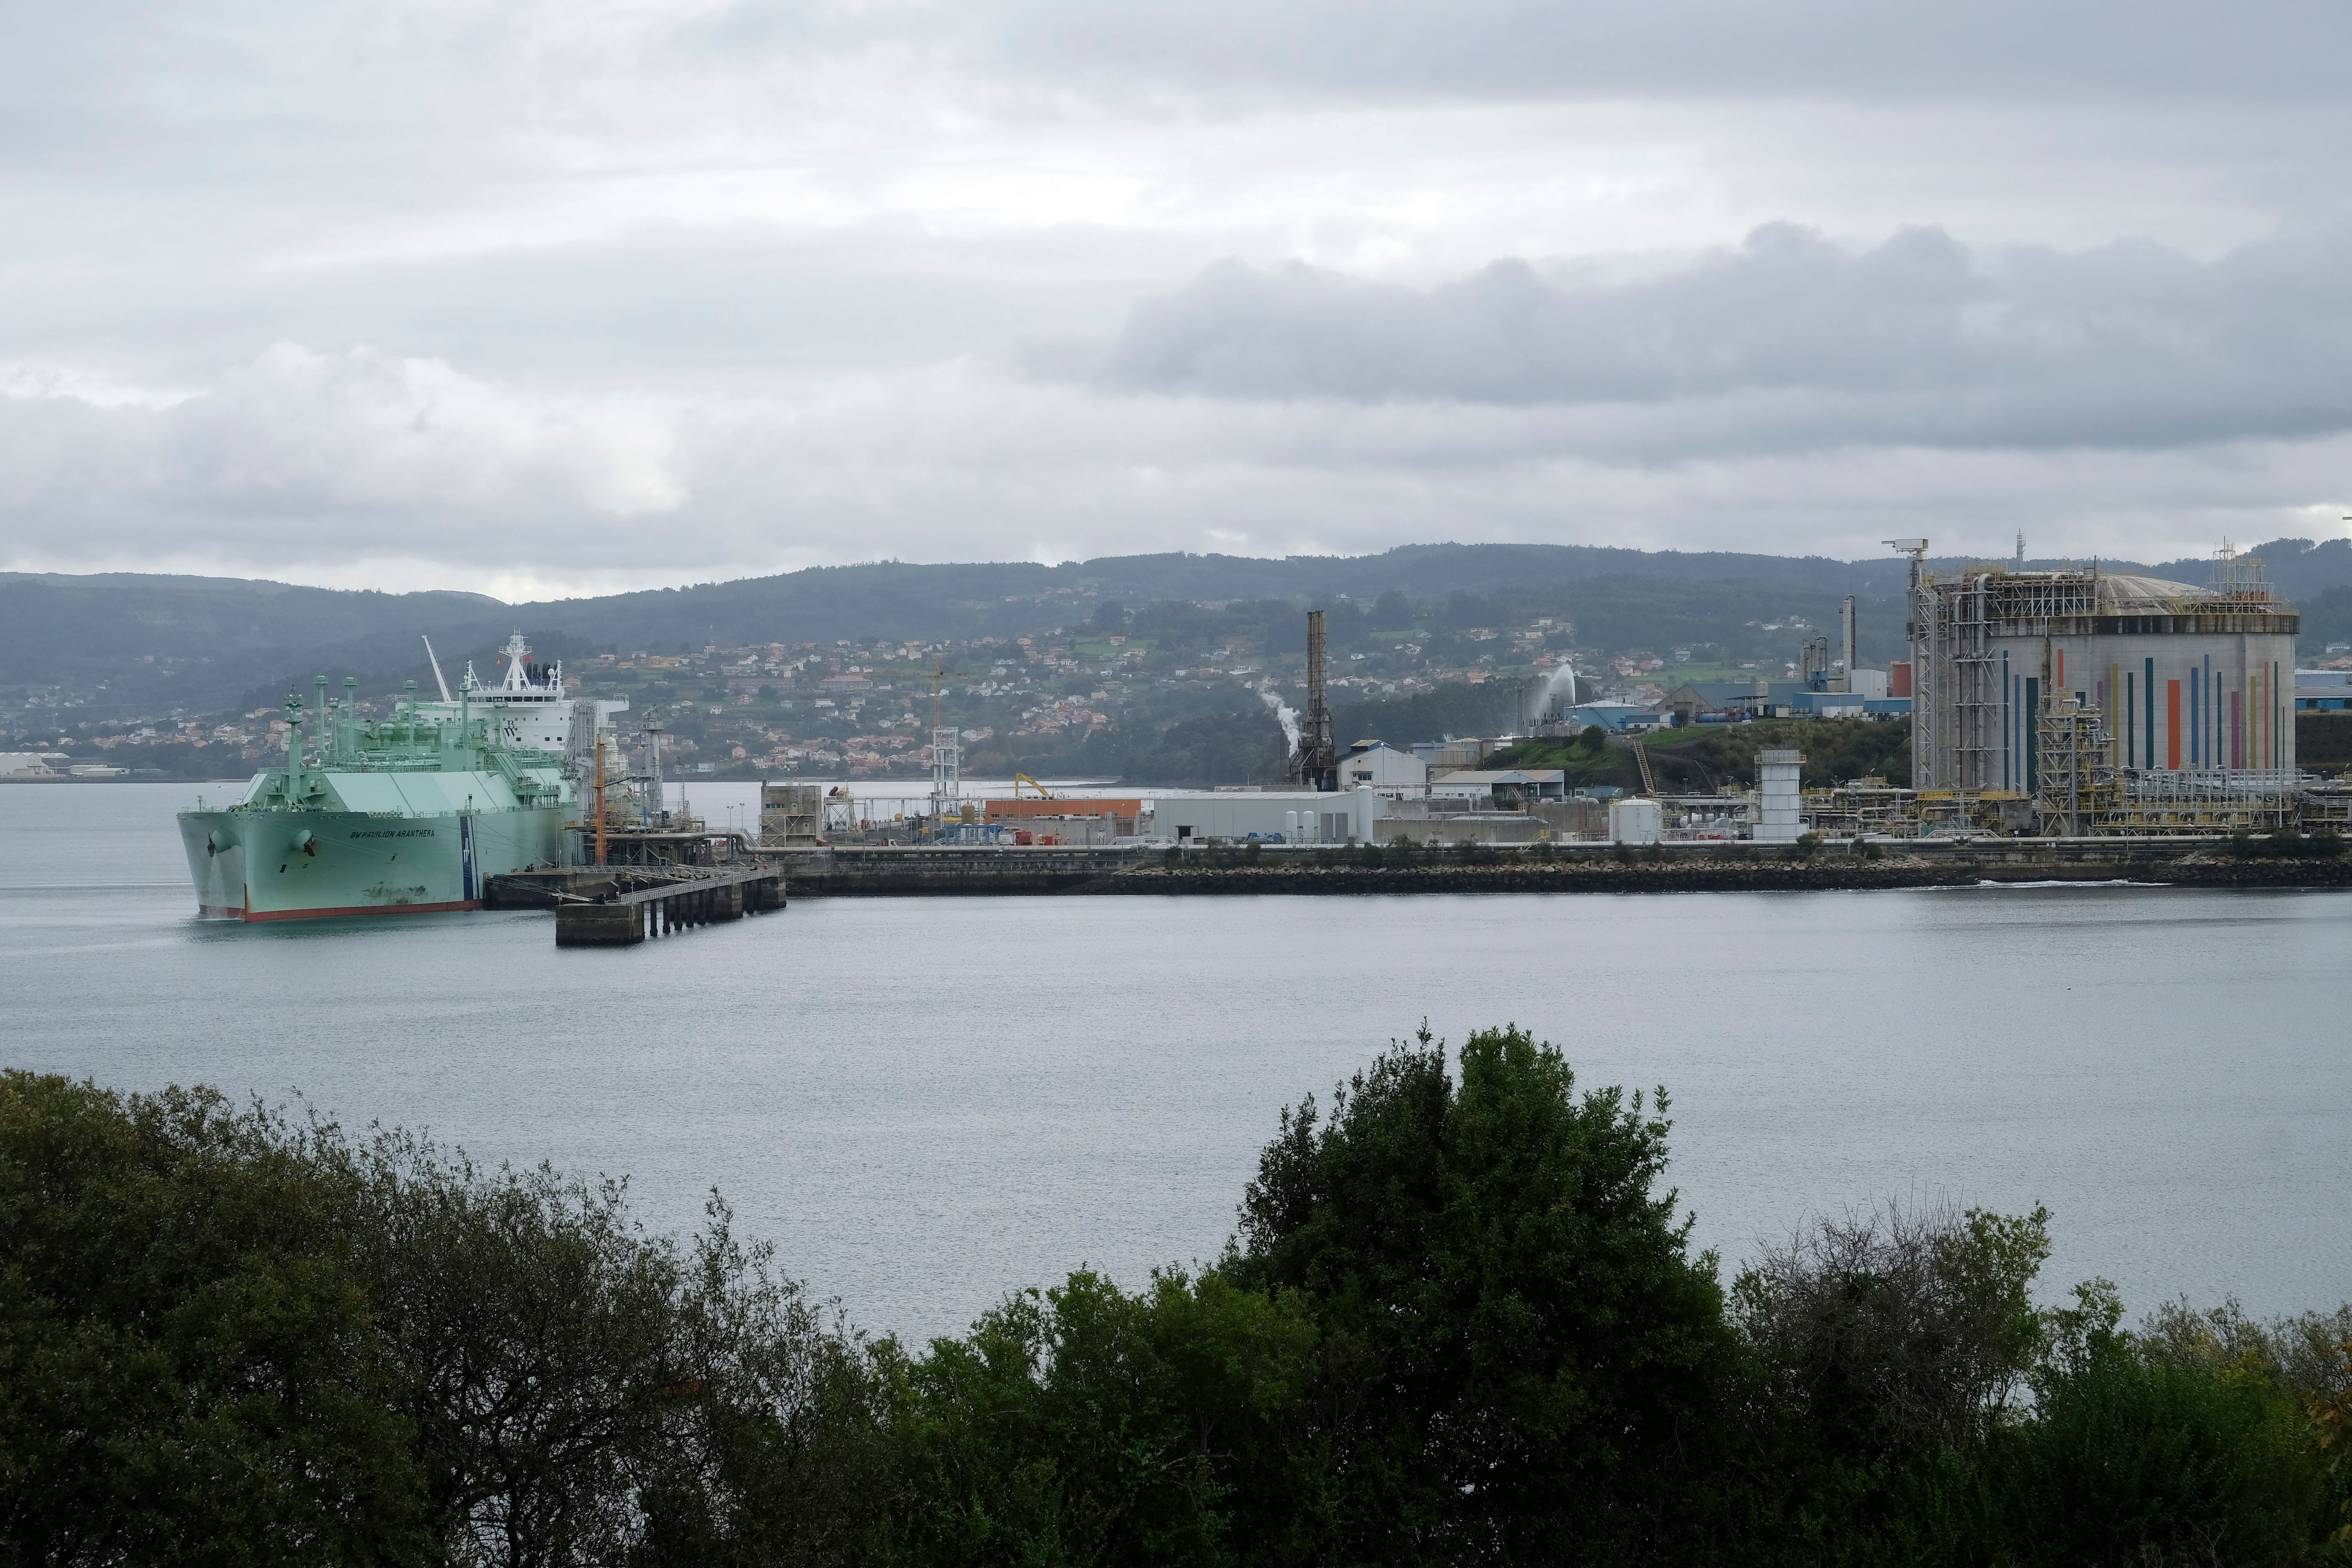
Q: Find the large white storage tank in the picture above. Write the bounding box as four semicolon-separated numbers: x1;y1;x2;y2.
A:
1608;797;1663;844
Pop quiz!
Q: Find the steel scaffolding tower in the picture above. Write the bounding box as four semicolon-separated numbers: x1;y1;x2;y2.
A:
2033;699;2117;836
1287;609;1338;791
1887;540;1933;785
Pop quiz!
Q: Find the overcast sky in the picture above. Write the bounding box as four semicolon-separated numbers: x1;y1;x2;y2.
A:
4;0;2351;597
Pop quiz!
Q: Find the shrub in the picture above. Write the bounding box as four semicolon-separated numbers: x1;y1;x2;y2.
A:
1223;1026;1732;1562
1732;1202;2052;1462
0;1074;895;1568
1985;1332;2335;1566
893;1269;1316;1568
0;1075;424;1567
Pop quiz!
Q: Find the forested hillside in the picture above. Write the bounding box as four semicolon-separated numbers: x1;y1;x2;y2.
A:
16;536;2352;722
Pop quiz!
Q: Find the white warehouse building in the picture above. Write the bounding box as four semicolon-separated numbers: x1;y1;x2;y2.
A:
1152;787;1386;844
1334;740;1428;795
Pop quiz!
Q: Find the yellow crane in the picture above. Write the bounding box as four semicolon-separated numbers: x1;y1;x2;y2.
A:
1013;772;1054;799
926;660;970;734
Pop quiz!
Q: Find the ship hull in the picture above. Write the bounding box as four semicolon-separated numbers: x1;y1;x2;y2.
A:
179;803;566;921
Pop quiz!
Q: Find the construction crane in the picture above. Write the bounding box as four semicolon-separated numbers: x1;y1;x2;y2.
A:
926;660;970;734
1013;772;1054;799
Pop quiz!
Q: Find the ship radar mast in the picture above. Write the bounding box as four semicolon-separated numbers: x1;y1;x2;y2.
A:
485;629;563;697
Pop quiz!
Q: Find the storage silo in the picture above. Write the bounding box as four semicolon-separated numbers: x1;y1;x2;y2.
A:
1754;749;1804;843
1901;546;2298;794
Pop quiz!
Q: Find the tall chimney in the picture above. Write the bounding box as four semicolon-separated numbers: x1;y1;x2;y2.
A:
1289;609;1338;790
1838;595;1857;694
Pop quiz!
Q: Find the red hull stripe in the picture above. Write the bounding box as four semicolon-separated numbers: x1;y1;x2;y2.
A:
215;899;481;922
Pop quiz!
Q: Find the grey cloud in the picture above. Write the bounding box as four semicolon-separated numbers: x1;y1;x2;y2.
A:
684;0;2352;104
0;344;684;560
7;334;2345;590
1097;226;2352;453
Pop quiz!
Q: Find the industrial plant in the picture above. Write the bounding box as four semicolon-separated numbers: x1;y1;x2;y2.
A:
1898;540;2305;832
189;541;2352;936
694;550;2350;853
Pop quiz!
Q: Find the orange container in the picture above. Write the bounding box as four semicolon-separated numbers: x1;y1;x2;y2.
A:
984;796;1143;821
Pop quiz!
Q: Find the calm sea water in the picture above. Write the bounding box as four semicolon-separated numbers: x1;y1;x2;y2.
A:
5;782;2348;1340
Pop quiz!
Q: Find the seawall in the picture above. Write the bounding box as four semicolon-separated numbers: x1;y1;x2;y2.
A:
777;841;2352;898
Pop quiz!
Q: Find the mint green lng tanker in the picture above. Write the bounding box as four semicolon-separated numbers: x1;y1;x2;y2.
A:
179;635;612;922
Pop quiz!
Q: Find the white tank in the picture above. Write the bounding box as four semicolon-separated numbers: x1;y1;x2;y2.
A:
1609;797;1663;844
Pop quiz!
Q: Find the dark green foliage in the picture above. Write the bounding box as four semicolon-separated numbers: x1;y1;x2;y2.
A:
25;536;2352;720
2301;713;2352;773
1223;1026;1732;1563
1053;704;1287;788
0;1074;892;1568
2249;828;2349;860
1985;1331;2336;1566
1732;1205;2053;1465
2300;587;2352;658
1327;680;1532;751
7;1055;2349;1568
1505;718;1914;791
1484;724;1637;790
1368;590;1413;629
0;1073;424;1568
890;1269;1316;1568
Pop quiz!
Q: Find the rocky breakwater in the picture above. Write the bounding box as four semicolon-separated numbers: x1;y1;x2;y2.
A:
779;836;2352;897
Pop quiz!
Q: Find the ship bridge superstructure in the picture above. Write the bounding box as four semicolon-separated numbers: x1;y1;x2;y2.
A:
413;629;626;756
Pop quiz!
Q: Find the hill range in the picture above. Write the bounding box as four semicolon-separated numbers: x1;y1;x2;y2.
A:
8;539;2352;721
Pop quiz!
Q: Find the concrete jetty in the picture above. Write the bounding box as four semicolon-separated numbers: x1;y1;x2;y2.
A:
489;864;785;946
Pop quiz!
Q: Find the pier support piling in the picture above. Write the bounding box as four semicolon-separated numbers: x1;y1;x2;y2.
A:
549;863;783;947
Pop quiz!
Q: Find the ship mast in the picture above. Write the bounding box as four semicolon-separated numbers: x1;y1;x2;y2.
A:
594;728;609;865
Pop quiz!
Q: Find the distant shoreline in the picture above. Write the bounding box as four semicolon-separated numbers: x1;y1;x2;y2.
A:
0;776;254;784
